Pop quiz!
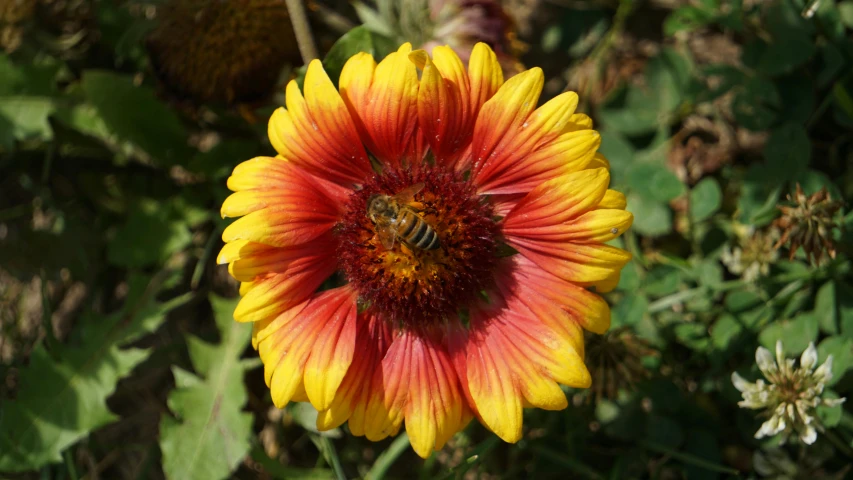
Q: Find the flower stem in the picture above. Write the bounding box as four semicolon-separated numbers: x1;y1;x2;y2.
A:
366;433;410;480
286;0;319;64
823;429;853;460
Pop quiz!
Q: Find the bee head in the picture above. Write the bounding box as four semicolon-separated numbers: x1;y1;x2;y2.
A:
367;194;389;220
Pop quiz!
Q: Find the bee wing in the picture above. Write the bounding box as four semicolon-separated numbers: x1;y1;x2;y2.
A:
392;183;425;204
375;223;397;250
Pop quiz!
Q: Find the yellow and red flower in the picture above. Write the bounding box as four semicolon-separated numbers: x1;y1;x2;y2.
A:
219;43;633;457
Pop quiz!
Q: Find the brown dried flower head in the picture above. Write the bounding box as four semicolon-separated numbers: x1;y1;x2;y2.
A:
773;184;844;266
146;0;301;106
585;327;657;403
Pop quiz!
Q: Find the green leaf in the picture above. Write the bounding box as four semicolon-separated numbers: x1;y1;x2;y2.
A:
627;193;672;237
837;282;853;339
612;294;649;327
689;177;722;222
711;314;743;350
0;97;55;144
627;163;686;203
160;296;253;480
107;199;193;268
597;85;662;136
598;129;634;183
762;123;810;181
0;55;62;96
839;0;853;27
80;70;190;165
644;265;684;296
645;415;684;449
815;281;839;334
322;26;395;85
758;312;819;355
816;391;844;427
675;322;711;351
737;164;783;226
817;337;853;387
0;276;187;472
731;76;780;131
664;5;717;36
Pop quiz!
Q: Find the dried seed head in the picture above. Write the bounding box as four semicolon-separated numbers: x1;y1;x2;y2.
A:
773;184;844;266
584;327;657;403
146;0;301;105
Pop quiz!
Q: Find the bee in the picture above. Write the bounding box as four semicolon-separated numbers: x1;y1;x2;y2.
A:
366;183;440;251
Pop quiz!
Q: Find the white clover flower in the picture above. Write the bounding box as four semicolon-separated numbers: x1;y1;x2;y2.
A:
721;226;779;282
732;341;846;445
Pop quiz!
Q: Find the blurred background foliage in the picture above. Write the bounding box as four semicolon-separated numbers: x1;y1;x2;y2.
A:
1;0;852;478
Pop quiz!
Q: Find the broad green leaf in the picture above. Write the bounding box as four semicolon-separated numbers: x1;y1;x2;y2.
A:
627;163;686;203
0;97;55;144
775;73;815;124
0;55;61;96
645;415;684;449
763;123;810;181
159;296;253;480
817;337;853;387
0;276;186;471
711;314;742;350
644;265;683;297
838;282;853;339
731;76;780;131
612;293;648;327
597;85;662;136
81;70;190;165
598;129;634;184
737;164;783;226
675;322;711;351
664;5;716;36
323;26;395;85
627;193;672;237
815;281;839;334
690;177;722;222
840;0;853;27
758;312;819;355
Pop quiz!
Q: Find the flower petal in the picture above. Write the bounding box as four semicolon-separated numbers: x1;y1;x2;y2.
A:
467;43;503;119
341;43;424;169
222;162;346;248
410;48;472;169
267;61;372;186
228;238;338;324
255;287;358;408
461;290;589;442
473;91;586;194
316;311;393;432
502;168;610;232
362;327;469;458
469;67;543;181
498;255;611;335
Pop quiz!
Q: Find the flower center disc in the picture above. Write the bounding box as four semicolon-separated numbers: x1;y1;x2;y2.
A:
337;168;499;322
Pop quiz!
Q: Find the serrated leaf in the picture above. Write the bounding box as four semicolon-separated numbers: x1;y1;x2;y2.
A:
80;70;190;165
159;295;253;480
107;198;194;268
0;276;186;472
